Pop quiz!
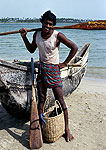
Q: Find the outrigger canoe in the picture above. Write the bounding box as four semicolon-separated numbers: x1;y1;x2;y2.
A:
0;43;90;119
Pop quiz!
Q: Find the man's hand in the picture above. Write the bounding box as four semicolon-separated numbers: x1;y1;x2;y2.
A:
59;62;67;69
19;28;27;37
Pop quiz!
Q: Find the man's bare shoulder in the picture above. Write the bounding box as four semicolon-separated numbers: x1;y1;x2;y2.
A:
57;32;68;43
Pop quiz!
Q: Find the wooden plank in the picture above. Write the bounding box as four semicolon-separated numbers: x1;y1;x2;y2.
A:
29;58;43;149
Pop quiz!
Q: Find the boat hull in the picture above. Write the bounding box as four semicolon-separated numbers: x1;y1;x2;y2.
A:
0;43;90;119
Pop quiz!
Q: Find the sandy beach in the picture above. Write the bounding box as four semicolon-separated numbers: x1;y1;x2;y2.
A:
0;77;106;150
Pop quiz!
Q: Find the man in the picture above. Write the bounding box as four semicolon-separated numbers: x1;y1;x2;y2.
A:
20;10;78;142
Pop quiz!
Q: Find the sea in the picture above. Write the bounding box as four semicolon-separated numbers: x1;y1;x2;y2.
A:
0;23;106;80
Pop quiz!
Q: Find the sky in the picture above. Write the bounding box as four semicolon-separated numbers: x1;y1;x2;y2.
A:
0;0;106;20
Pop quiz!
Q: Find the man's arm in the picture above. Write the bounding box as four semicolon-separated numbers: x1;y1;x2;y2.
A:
57;32;78;68
20;28;37;53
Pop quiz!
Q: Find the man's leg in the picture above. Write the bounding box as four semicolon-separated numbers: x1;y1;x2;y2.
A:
52;86;74;142
37;81;47;123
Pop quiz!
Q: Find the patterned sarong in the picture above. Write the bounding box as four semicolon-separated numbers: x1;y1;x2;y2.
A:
37;62;62;88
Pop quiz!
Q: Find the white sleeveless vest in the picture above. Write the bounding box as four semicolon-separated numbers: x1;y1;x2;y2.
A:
36;30;59;64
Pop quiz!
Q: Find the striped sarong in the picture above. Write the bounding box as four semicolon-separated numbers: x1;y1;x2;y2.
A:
37;62;62;88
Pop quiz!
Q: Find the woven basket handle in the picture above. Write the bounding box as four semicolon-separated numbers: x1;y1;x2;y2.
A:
55;100;63;116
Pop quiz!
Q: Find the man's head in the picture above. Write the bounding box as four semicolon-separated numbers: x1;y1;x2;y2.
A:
40;10;56;26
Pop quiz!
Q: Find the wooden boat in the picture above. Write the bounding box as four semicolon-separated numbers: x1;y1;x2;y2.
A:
0;43;90;119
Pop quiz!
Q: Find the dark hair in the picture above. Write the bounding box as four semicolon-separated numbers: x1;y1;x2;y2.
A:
40;10;56;26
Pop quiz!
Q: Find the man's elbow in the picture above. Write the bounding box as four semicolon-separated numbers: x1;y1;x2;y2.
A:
28;46;36;53
74;45;78;53
30;49;35;53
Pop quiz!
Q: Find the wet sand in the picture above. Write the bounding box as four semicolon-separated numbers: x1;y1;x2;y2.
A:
0;77;106;150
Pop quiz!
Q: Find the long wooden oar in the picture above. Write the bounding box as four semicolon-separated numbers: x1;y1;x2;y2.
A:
0;28;41;36
0;20;106;36
29;57;43;149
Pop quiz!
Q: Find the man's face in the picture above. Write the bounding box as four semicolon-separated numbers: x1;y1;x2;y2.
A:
42;19;54;34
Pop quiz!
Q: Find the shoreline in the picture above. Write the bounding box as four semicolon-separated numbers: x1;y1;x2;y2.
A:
85;71;106;80
0;77;106;150
82;75;106;84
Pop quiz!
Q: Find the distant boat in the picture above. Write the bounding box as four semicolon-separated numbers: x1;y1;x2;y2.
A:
0;43;90;120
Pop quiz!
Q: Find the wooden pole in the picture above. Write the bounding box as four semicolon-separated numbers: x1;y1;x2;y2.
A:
0;20;106;36
29;58;43;149
0;28;41;36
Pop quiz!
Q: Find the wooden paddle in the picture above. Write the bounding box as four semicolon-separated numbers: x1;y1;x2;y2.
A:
0;20;105;36
29;57;43;149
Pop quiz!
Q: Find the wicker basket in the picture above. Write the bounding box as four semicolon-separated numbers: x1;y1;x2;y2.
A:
42;100;65;143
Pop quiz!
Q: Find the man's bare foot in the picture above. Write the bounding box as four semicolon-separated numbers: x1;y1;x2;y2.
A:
65;128;74;142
